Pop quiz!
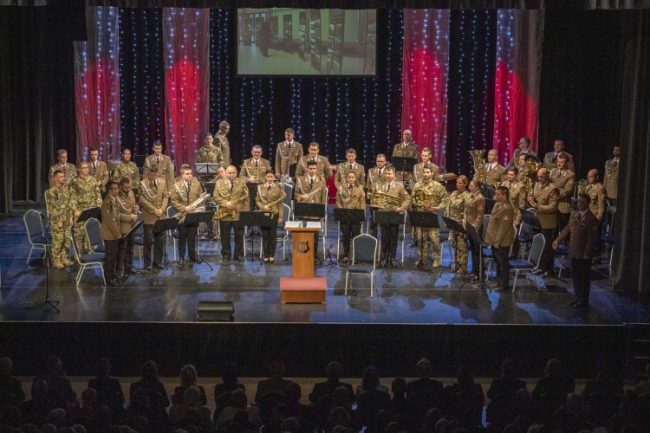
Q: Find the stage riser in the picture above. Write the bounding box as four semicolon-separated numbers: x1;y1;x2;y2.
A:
0;323;626;379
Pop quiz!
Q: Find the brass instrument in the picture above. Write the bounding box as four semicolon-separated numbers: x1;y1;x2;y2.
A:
576;179;588;196
469;150;487;184
524;155;542;172
412;188;444;211
265;196;287;218
213;190;249;221
176;192;210;224
370;191;403;210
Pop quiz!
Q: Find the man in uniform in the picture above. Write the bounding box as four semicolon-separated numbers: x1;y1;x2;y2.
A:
517;154;537;188
112;148;140;192
392;130;419;182
294;160;328;261
480;149;507;199
484;186;516;291
49;149;76;188
196;132;225;183
603;146;620;205
295;142;333;180
70;162;102;256
215;121;231;166
543;139;575;173
88;147;109;192
275;128;303;180
584;169;606;221
412;148;440;184
171;164;207;266
335;148;365;189
115;178;138;279
240;145;272;211
411;164;447;269
550;155;575;233
506;137;538;170
375;166;411;266
366;154;388;238
139;165;167;270
553;194;599;308
214;166;249;262
501;168;527;227
528;168;560;278
143;140;174;195
100;181;122;286
45;170;75;269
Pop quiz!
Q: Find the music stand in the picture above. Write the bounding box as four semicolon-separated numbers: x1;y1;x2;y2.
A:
77;207;101;224
195;162;220;177
373;210;405;269
391;156;417;185
333;208;365;267
289;163;297;179
460;222;488;292
440;216;470;281
152;217;178;272
181;211;214;270
239;211;273;262
294;202;325;219
408;211;439;273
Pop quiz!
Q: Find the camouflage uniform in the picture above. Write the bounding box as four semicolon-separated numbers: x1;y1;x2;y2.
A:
195;145;225;183
446;190;470;268
215;131;231;166
71;175;102;255
45;185;76;265
411;180;448;262
112;161;141;190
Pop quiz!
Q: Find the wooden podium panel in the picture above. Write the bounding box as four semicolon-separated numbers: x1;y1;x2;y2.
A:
286;227;320;278
280;226;327;303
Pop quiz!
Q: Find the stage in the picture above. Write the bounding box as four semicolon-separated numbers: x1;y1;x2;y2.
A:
1;204;648;325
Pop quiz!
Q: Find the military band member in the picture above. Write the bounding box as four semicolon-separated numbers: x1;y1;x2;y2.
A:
336;171;366;263
501;168;527;227
517;154;537;188
215;121;231;166
484;186;516;291
465;180;486;279
112;148;140;192
45;170;75;269
295;160;328;261
506;137;538;170
543;139;575;173
70;162;102;256
171;164;206;265
241;145;272;185
196;132;225;183
392;130;419;182
88;147;109;192
139;165;167;270
366;154;388;238
446;176;470;272
335;148;365;189
214;166;249;262
484;150;507;187
412;148;440;184
49;149;76;188
585;169;606;221
115;178;138;278
528;168;560;277
295;142;333;180
275;128;303;179
553;194;599;308
256;171;286;263
550;155;576;233
378;166;411;266
143;140;174;195
603;146;620;205
100;181;122;286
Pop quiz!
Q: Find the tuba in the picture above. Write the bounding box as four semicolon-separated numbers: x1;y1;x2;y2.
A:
469;150;487;184
370;191;403;210
524;155;542;172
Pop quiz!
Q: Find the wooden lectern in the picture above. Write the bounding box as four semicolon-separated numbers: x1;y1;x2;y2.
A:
280;225;327;303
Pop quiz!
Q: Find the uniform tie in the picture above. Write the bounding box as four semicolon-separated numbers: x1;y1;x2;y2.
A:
309;178;314;188
348;184;353;192
92;163;96;170
349;164;353;170
230;181;233;192
267;185;272;192
255;160;259;167
156;156;160;164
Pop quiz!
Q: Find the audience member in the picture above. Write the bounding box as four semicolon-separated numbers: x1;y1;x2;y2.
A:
0;357;25;404
634;362;650;397
35;356;77;409
581;360;624;400
531;359;575;409
214;362;246;401
22;379;57;421
389;377;408;416
216;388;262;428
254;360;296;405
284;382;310;422
406;358;443;397
172;364;208;406
355;366;388;397
87;358;125;417
124;387;164;430
487;359;528;400
308;361;355;404
168;385;212;429
129;360;170;411
443;366;484;427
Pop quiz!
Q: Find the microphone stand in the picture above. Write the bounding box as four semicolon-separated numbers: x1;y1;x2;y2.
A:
28;214;60;313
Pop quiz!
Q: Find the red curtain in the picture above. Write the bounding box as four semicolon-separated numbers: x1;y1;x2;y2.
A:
493;10;544;165
401;9;450;171
74;6;121;162
163;8;210;174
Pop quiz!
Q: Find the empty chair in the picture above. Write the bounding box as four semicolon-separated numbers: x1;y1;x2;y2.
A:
437;209;451;264
71;227;106;286
84;218;105;253
508;233;545;292
24;209;50;265
166;206;179;261
345;234;379;297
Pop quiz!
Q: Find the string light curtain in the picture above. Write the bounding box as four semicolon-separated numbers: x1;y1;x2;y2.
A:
401;9;450;170
74;6;121;162
493;10;544;163
163;8;210;173
119;8;165;155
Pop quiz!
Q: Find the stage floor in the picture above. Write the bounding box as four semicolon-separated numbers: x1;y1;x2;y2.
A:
1;205;648;324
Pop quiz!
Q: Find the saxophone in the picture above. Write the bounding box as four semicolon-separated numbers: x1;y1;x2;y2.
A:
176;193;210;224
213;190;249;221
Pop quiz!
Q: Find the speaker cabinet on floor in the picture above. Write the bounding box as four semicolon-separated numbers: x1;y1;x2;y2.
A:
197;301;234;322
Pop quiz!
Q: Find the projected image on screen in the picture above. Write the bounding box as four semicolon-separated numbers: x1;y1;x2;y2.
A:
237;8;376;76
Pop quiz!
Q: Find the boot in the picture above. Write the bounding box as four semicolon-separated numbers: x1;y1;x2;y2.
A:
53;261;65;269
62;257;75;266
432;258;441;268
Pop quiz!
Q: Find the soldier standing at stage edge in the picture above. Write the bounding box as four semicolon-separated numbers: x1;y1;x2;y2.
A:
46;170;76;269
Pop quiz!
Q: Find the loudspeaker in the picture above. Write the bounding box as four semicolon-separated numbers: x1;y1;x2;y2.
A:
197;301;234;322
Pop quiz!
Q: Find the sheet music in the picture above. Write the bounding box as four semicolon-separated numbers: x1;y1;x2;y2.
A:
284;221;301;229
305;221;322;229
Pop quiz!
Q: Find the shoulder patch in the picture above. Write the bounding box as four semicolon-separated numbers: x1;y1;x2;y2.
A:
503;215;509;221
569;178;575;183
552;193;559;199
478;205;484;210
